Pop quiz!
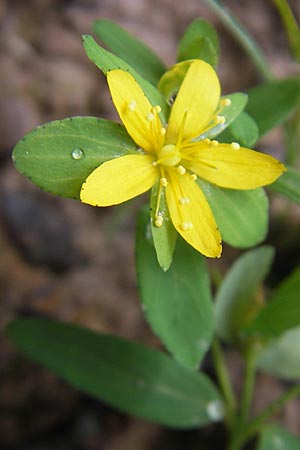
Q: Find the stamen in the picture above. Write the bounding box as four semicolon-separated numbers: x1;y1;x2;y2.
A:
211;140;219;147
160;127;166;136
216;115;226;125
231;142;240;150
220;98;231;107
160;177;168;187
179;196;190;205
152;105;161;114
190;174;197;181
180;221;193;231
146;112;155;121
128;100;136;112
155;216;164;227
177;165;186;175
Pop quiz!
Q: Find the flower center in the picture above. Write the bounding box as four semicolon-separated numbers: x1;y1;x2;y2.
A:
156;144;181;167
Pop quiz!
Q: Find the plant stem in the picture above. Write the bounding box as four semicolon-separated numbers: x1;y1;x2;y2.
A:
211;338;237;426
243;384;300;440
240;345;257;423
202;0;274;81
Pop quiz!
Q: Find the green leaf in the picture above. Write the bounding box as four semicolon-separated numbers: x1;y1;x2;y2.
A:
258;327;300;380
136;208;214;370
93;19;166;86
246;269;300;338
198;180;269;248
246;77;300;137
217;112;259;148
273;0;300;62
150;183;178;271
12;117;137;199
257;425;300;450
82;35;169;122
270;165;300;204
177;18;220;67
214;246;275;343
8;318;223;428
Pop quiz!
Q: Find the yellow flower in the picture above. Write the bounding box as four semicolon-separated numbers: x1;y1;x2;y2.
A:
80;60;285;258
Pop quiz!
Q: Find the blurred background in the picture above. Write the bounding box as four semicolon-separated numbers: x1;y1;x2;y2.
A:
0;0;299;449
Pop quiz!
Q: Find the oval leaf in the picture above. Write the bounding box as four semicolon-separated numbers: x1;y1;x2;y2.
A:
257;425;300;450
8;318;223;428
12;117;137;199
136;208;214;370
258;327;300;380
177;18;220;67
246;77;300;137
198;180;269;248
215;246;275;343
246;268;300;338
270;165;300;204
93;19;166;85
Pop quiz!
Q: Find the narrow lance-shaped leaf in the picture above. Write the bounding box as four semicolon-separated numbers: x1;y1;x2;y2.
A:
214;246;275;343
246;268;300;338
93;19;166;85
136;207;214;370
12;117;137;199
198;180;269;249
8;319;223;428
82;35;169;122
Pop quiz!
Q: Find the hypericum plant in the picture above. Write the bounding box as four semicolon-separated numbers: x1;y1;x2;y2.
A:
8;3;300;450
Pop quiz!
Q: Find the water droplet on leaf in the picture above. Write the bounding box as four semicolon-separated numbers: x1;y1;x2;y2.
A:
71;148;84;160
206;400;224;421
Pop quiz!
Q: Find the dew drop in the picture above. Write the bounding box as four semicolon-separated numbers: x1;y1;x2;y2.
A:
71;148;84;160
206;400;224;421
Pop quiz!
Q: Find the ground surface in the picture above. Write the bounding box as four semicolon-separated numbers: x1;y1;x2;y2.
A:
0;0;299;449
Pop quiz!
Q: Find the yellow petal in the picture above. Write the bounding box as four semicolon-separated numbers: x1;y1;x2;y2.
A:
185;143;286;189
165;169;222;257
107;70;163;153
166;60;220;144
80;155;158;206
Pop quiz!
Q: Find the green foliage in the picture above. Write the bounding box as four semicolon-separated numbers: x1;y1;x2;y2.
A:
150;182;177;271
82;35;169;122
218;112;259;148
214;246;275;343
136;208;214;370
12;117;137;199
93;19;166;85
246;77;300;137
8;318;223;428
257;425;300;450
177;18;220;67
270;165;300;204
198;181;269;249
258;327;300;380
246;269;300;338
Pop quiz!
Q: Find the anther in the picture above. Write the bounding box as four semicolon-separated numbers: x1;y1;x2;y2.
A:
179;197;190;205
155;216;164;227
231;142;240;150
160;177;168;187
190;174;197;181
152;105;161;114
211;140;218;146
180;221;193;231
221;98;231;107
146;112;154;121
160;127;166;136
128;100;136;112
177;165;186;175
216;115;226;125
